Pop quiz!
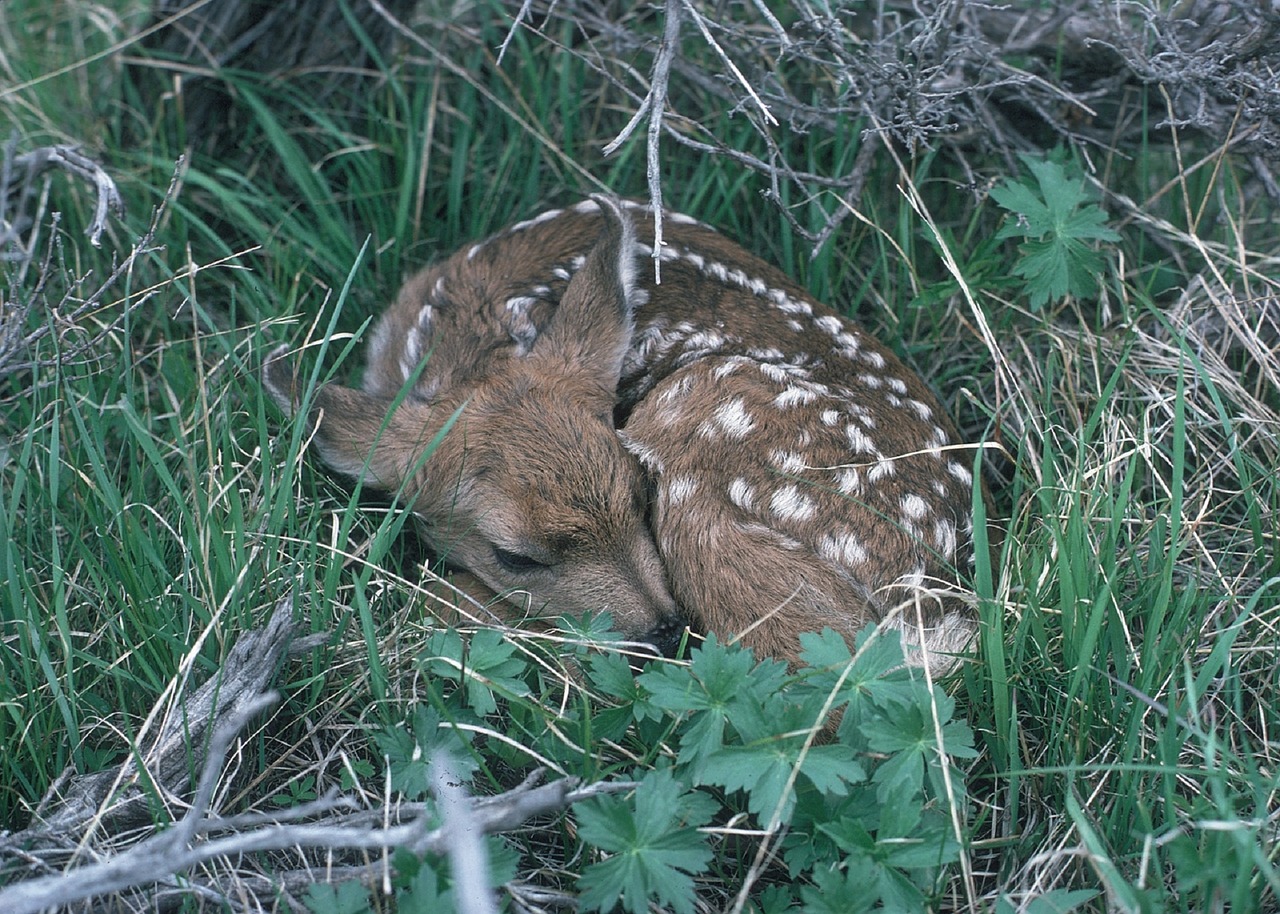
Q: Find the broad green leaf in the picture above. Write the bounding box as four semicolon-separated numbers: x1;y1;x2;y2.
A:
397;865;455;914
576;769;714;914
990;153;1119;309
305;881;371;914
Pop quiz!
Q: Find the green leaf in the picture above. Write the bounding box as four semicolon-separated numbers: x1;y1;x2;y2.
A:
707;710;863;821
305;880;371;914
639;634;788;775
799;862;880;914
796;627;921;748
423;628;530;717
576;769;714;914
397;865;455;914
371;706;477;800
990;153;1119;309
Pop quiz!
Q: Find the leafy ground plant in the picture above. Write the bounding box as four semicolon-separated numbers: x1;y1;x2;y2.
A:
989;153;1122;310
357;621;975;914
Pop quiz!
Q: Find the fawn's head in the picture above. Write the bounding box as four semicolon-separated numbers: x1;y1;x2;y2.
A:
265;197;682;652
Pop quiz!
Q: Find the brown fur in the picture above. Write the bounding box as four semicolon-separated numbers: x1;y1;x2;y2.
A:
265;196;980;670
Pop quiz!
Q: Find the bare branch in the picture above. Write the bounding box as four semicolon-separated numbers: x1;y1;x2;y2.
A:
0;138;123;252
0;593;637;913
0;156;183;395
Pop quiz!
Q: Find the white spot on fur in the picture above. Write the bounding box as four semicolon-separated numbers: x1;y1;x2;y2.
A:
707;397;756;440
814;315;842;336
769;289;813;316
760;362;814;385
686;329;727;350
712;357;749;379
820;409;840;427
656;374;694;407
887;377;908;394
667;476;698;506
770;485;816;521
901;494;929;520
728;477;755;511
787;319;805;332
833;466;861;495
858;373;884;389
870;458;897;483
860;350;887;369
466;242;484;261
775;386;817;408
510;208;564;233
934;519;957;559
845;423;878;455
909;399;934;421
947;461;973;486
820;530;868;567
771;450;808;473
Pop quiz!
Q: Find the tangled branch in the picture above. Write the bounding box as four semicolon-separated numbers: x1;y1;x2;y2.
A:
0;153;175;394
0;597;633;912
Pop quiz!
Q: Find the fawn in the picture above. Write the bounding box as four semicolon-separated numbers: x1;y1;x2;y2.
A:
265;196;980;672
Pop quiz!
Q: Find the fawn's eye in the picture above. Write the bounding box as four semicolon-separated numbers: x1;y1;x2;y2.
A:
492;546;553;574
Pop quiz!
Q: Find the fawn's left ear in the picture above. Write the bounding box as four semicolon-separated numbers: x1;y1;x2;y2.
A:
529;195;638;411
262;345;422;490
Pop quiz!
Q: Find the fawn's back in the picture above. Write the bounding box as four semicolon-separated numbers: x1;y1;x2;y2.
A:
267;197;980;669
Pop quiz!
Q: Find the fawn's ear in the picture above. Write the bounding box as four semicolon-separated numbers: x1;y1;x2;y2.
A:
529;195;638;409
263;345;420;490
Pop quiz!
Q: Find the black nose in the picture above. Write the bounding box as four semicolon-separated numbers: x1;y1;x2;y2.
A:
642;616;691;661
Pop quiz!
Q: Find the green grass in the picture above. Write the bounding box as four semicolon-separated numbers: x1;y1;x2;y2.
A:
1;0;1278;910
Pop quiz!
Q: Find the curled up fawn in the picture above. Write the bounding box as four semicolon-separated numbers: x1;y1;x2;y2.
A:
265;196;981;673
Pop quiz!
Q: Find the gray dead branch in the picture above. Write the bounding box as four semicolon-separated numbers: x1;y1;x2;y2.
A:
0;136;123;254
0;596;634;913
0;153;176;395
515;0;1280;241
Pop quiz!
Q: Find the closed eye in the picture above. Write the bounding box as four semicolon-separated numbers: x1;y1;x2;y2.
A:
492;546;553;574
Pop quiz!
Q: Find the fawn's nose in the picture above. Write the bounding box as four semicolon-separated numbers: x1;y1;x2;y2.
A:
642;615;690;661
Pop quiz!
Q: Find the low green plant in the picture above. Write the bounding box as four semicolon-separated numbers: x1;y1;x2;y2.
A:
347;622;974;914
989;152;1121;310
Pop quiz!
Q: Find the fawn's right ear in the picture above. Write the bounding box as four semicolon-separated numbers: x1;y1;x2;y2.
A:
263;345;419;490
528;194;639;413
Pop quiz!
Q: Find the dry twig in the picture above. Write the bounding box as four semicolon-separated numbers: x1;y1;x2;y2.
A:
0;596;634;912
0;154;178;395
